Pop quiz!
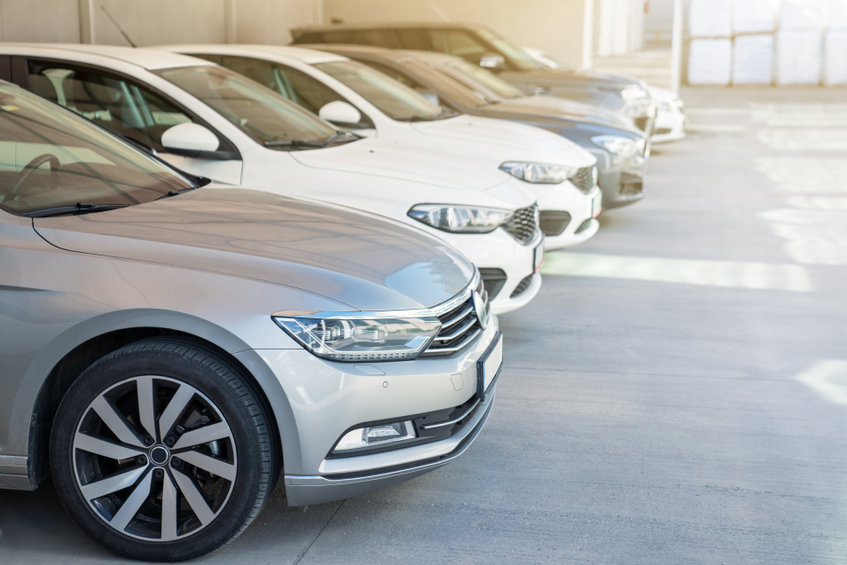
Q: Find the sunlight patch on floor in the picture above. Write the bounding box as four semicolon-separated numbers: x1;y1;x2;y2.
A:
542;253;813;292
797;361;847;406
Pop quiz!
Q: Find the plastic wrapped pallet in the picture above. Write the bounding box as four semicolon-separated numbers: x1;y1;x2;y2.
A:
689;0;732;38
688;38;732;85
732;0;778;34
776;30;822;85
779;0;825;30
732;34;774;85
823;30;847;85
825;0;847;29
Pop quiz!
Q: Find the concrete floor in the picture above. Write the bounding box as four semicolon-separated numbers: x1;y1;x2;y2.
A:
2;85;847;564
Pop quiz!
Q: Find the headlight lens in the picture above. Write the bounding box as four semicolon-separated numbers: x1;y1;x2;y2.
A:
499;161;575;184
408;204;513;233
591;135;646;159
274;315;441;361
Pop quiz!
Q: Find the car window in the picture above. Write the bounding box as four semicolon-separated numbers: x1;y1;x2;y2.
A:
156;65;339;147
474;27;544;71
356;29;403;49
315;60;441;121
440;58;524;99
27;63;201;153
0;84;192;216
426;30;488;63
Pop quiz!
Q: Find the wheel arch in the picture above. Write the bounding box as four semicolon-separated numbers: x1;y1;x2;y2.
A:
27;311;291;491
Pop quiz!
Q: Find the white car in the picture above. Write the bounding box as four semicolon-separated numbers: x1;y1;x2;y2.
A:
2;44;544;314
161;44;602;251
647;85;686;143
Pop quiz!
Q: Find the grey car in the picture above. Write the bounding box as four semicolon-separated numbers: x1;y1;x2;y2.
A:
0;82;502;560
290;21;657;132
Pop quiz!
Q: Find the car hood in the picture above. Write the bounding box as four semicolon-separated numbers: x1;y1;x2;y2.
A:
505;95;636;130
32;186;475;311
406;114;594;168
474;102;639;138
518;68;640;88
289;137;513;191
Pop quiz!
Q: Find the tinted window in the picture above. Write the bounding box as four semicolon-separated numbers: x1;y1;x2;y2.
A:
0;85;191;216
27;64;196;153
156;65;337;147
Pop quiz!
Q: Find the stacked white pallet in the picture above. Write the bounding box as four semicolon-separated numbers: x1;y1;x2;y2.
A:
688;0;732;85
823;30;847;85
733;34;774;85
775;0;825;85
824;0;847;85
776;30;823;85
732;0;778;35
688;39;733;85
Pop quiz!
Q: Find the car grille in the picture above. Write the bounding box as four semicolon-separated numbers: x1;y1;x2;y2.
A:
503;204;539;244
570;166;596;194
422;277;489;356
478;268;507;300
635;116;650;131
539;210;571;236
509;274;534;298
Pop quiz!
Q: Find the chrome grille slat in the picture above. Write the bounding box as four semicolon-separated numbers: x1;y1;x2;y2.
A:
422;273;490;357
502;204;538;244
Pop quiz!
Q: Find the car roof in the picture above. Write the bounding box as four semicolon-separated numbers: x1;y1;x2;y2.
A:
0;43;213;71
300;43;410;62
291;22;479;34
158;44;347;65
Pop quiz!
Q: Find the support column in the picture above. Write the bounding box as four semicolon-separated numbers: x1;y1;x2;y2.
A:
78;0;95;43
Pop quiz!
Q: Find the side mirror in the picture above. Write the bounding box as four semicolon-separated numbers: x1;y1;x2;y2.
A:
479;53;505;70
318;100;362;126
161;123;220;153
415;90;440;105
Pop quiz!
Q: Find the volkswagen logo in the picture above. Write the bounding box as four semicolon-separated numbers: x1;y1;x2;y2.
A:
472;291;488;329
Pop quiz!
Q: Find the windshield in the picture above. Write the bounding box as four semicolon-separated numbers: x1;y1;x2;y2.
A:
0;85;193;217
475;27;544;71
441;58;524;99
315;60;443;121
156;65;339;148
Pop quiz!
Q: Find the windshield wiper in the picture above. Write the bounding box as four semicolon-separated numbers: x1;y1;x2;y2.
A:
323;130;361;144
24;202;129;218
263;139;327;148
155;185;200;201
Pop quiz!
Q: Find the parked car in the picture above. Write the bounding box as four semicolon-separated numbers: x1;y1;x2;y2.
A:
0;80;502;560
646;85;686;143
162;44;602;250
523;46;686;143
289;22;657;133
306;44;649;209
0;44;543;313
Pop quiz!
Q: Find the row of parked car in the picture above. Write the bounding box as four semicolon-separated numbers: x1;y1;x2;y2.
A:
0;23;684;561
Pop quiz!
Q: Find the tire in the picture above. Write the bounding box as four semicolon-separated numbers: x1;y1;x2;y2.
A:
50;338;277;561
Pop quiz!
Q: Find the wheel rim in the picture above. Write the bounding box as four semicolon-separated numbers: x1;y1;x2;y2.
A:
71;375;237;541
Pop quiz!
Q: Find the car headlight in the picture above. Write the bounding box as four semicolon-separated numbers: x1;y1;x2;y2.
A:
499;161;575;184
408;204;513;233
273;314;441;361
591;135;646;159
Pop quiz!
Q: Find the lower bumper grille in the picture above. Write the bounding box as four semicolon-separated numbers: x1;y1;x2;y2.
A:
509;274;534;298
540;210;571;236
619;173;643;196
575;219;594;234
478;268;507;300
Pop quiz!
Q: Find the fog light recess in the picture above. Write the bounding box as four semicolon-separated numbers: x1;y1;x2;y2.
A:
333;421;416;453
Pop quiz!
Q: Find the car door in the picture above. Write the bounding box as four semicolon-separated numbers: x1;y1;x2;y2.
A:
12;57;244;185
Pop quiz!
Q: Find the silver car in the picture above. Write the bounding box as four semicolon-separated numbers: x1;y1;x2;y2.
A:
0;83;502;560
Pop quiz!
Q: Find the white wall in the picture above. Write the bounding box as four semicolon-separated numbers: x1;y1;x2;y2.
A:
0;0;322;46
322;0;592;70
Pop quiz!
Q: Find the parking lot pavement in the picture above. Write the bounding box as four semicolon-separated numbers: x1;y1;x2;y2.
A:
3;85;847;564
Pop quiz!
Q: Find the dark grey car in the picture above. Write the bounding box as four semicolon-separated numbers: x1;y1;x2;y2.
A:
0;82;501;560
290;21;657;132
306;44;648;209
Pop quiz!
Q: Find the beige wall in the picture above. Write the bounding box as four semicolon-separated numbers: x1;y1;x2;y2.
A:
0;0;321;46
322;0;592;69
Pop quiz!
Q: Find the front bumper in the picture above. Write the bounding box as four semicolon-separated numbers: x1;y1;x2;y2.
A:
590;148;646;209
652;104;686;143
255;316;502;506
533;180;602;250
